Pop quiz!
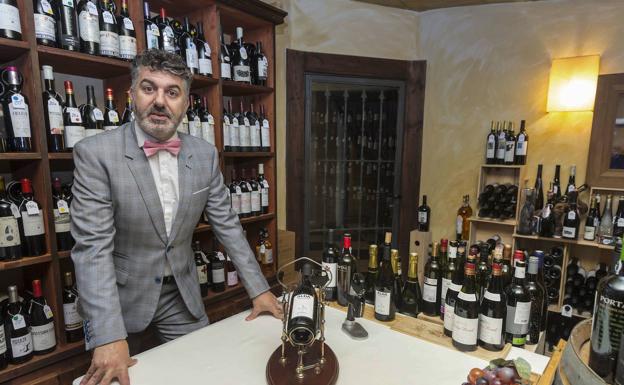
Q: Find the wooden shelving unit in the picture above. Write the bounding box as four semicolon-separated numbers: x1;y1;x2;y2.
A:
0;0;286;382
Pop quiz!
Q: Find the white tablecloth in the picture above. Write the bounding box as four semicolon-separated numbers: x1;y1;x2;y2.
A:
75;307;494;385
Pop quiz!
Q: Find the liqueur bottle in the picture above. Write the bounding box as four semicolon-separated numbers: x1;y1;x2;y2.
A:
478;261;506;351
456;195;472;241
452;260;479;352
400;252;421;317
28;280;57;355
374;238;396;322
504;260;531;347
62;272;84;342
423;242;441;316
364;243;378;304
287;263;318;344
322;229;338;301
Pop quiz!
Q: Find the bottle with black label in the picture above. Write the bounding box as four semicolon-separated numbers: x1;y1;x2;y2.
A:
375;238;396;322
52;177;73;251
117;0;136;61
18;178;46;256
400;252;422;317
62;272;84;342
231;27;251;83
28;280;57;355
143;1;158;49
504;260;531;347
525;255;545;345
0;0;22;40
2;66;32;152
42;65;65;152
0;176;21;261
77;0;100;55
322;229;338;301
515;119;528;165
62;80;85;149
452;260;479;352
35;0;58;46
287;263;318;345
479;260;506;351
417;195;430;232
4;285;33;364
210;239;226;293
193;241;209;297
423;242;441;316
57;0;80;51
337;233;355;307
485;121;497;164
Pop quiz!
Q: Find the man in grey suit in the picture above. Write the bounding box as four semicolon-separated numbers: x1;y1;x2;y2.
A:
72;50;282;385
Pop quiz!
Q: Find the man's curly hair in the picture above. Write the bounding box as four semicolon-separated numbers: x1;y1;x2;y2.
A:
130;49;193;92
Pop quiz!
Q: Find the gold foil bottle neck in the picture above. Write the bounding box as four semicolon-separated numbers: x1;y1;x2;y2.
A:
368;244;378;269
408;252;418;279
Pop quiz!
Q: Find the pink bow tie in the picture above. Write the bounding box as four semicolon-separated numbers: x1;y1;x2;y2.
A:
143;138;182;157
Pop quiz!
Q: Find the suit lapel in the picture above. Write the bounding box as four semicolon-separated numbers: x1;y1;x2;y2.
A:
168;136;193;244
124;123;168;245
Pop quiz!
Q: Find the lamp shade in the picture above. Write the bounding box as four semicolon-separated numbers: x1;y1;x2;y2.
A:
546;55;600;112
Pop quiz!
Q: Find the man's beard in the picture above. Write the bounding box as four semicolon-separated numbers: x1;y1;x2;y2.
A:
136;105;183;140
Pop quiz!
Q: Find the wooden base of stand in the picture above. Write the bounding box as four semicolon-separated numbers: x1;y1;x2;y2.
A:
266;343;339;385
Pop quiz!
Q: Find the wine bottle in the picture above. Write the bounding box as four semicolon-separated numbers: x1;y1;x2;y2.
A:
187;95;201;137
193;241;208;297
198;96;214;144
2;67;32;152
62;80;85;149
222;102;231;151
117;0;136;61
476;243;491;301
103;88;119;130
525;255;545;345
614;196;624;239
226;253;238;287
478;260;506;351
485;121;497;164
210;239;225;293
452;260;479;352
361;243;378;304
375;239;396;322
249;168;261;216
231;27;251;83
28;280;57;355
417;195;431;232
0;0;22;40
589;241;624;381
562;191;580;240
98;0;119;58
219;27;231;80
229;100;240;152
260;104;271;152
18;179;45;256
0;296;6;369
456;195;472;241
599;194;614;245
584;196;599;241
156;7;175;53
62;272;84;342
444;249;469;338
566;165;576;194
52;177;72;251
534;164;544;211
399;252;422;317
196;22;212;77
4;285;33;364
57;0;80;50
287;263;318;344
143;1;158;49
504;122;516;165
440;240;458;316
391;249;403;310
504;260;531;347
515;119;528;165
248;103;261;152
81;85;104;137
337;233;356;307
42;65;65;152
0;176;21;261
229;169;240;216
255;41;268;86
553;165;562;201
322;229;338;301
121;89;133;124
259;228;273;275
258;163;269;214
35;0;58;46
77;0;100;55
180;17;198;74
496;122;506;164
238;168;251;218
423;241;441;316
238;100;251;151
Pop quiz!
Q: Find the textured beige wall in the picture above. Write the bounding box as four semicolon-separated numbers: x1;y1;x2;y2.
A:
418;0;624;240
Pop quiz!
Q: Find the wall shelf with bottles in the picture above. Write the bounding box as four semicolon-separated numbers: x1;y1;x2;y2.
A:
0;153;42;160
222;80;273;96
0;37;30;59
468;217;516;226
512;233;614;250
36;46;132;78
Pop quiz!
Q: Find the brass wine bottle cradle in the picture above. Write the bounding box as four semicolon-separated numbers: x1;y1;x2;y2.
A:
266;257;339;385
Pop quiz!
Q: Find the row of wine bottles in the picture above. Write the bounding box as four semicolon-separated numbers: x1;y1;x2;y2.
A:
222;100;271;152
563;259;607;316
0;273;83;370
226;164;270;218
417;194;474;241
484;120;528;165
478;183;518;220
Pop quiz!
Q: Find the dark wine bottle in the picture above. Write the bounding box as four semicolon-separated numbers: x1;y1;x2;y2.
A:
229;100;240;152
42;65;65;152
62;272;84;342
375;238;396;322
2;67;32;152
57;0;80;50
231;27;251;83
18;178;45;256
143;1;158;49
210;238;225;293
4;285;33;364
28;280;57;355
452;260;479;352
260;105;271;152
0;0;22;40
249;168;261;216
391;249;403;310
0;176;21;261
479;260;506;351
229;169;240;216
219;27;231;80
255;41;268;86
515;119;528;165
441;241;458;317
337;233;356;307
193;241;208;297
525;255;545;345
476;243;491;302
566;165;576;194
186;95;201;137
81;85;104;137
485;121;497;164
52;177;73;251
423;241;441;316
103;88;119;130
562;191;580;240
196;22;212;77
156;7;175;53
287;263;318;344
248;104;261;152
117;0;136;61
34;0;58;46
180;16;198;73
238;168;251;218
496;122;506;164
584;196;599;241
504;260;531;347
444;249;468;336
417;194;431;232
504;122;516;165
238;100;250;151
614;196;624;239
322;229;338;301
258;163;269;214
62;80;85;149
226;253;238;287
77;0;100;55
400;252;422;317
98;0;119;58
0;298;6;369
199;96;215;144
121;89;133;124
553;165;562;201
534;164;544;211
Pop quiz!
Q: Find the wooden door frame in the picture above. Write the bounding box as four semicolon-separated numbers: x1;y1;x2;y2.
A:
285;49;426;263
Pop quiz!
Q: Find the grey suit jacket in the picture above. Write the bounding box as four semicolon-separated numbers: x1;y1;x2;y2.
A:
70;122;269;350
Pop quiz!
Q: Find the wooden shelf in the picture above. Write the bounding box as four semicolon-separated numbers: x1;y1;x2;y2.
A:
469;217;516;226
0;340;85;383
222;151;274;158
195;212;275;233
0;37;30;61
0;152;42;160
0;254;53;271
192;74;219;89
481;164;523;169
513;233;614;250
58;250;71;259
222;80;274;96
48;152;73;160
37;45;131;79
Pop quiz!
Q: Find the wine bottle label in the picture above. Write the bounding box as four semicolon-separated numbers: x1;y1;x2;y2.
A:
53;209;71;233
240;192;251;213
57;199;69;213
230;192;240;214
146;26;159;49
441;278;452;301
63;0;74;7
9;95;31;138
506;302;530;334
483;290;501;302
423;280;437;303
227;270;238;286
100;30;120;57
0;216;20;247
443;304;455;332
258;57;269;79
162;27;176;53
102;10;114;24
504;141;515;162
418;212;428;224
32;322;56;351
515;265;526;279
452;315;478;345
584;226;596;240
11;314;26;329
47;99;64;134
119;36;137;60
44;305;53;319
562;226;576;238
212;267;225;283
251;190;260;212
291;293;315;319
25;201;38;215
262;246;273;264
251;122;261;147
230;121;240;147
201;122;215;145
10;203;20;218
0;326;6;354
233;65;251;82
106;110;119;124
486;137;495;158
120;17;134;30
261;121;271;148
223;117;231;146
196;264;208;284
457;291;477;301
478;313;503;345
322;262;337;287
374;289;392;316
35;13;56;41
189;118;201;137
0;4;21;33
66;107;82;123
199;58;212;75
78;10;100;43
261;186;269;207
239;123;250;147
221;62;231;79
23;209;45;236
63;301;83;330
567;211;576;220
64;125;85;148
10;333;33;358
185;41;199;69
84;128;103;137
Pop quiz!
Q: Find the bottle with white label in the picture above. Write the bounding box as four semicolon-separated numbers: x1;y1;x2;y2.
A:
260;104;271;152
231;27;251;83
249;168;261;216
187;95;201;138
98;0;119;58
156;7;176;54
248;104;261;152
229;101;241;152
77;0;100;55
0;176;21;261
287;263;318;345
52;177;73;251
444;245;467;337
479;261;506;351
515;119;528;165
322;229;338;301
226;254;238;287
504;260;531;347
35;0;57;46
0;0;22;40
42;65;65;152
422;242;441;316
238;100;251;151
62;80;85;149
613;196;624;239
452;261;479;352
375;234;396;322
496;121;507;164
211;239;226;293
238;168;252;218
223;102;232;151
58;0;80;51
440;239;457;317
62;272;84;342
584;196;599;241
180;16;198;73
219;27;231;80
199;96;215;145
525;255;545;345
18;178;46;256
142;1;159;49
258;163;269;214
254;41;268;86
5;285;33;364
103;88;120;130
117;0;136;61
28;279;57;355
0;305;6;369
485;121;497;164
504;123;516;165
562;191;580;240
2;66;32;152
81;85;104;137
196;22;212;77
229;169;241;215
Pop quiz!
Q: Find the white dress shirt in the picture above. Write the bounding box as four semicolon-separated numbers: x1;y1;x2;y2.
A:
136;125;179;277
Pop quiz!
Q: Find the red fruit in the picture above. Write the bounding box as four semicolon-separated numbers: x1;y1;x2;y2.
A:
468;368;484;384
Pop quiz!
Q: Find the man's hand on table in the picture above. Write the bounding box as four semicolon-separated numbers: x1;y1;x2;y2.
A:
80;339;138;385
246;291;283;321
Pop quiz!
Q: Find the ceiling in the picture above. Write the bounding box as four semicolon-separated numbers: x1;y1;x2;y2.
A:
355;0;543;12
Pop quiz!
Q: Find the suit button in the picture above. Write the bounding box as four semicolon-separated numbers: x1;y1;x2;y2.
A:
167;246;173;252
155;277;162;284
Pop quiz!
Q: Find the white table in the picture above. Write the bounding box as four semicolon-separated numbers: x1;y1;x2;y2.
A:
75;307;494;385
